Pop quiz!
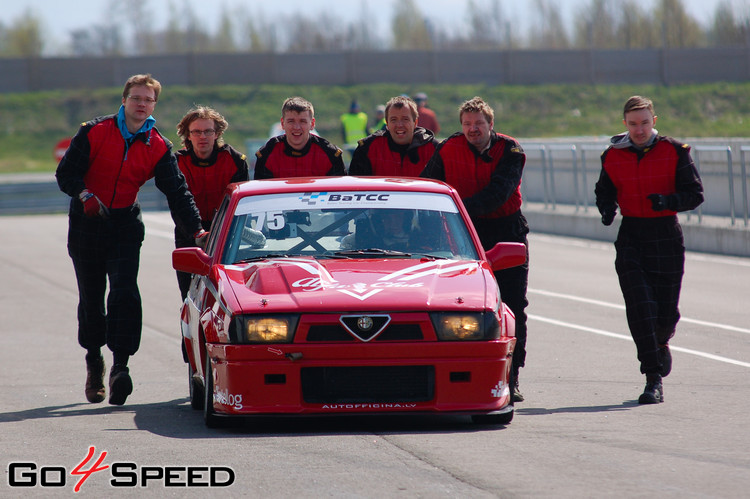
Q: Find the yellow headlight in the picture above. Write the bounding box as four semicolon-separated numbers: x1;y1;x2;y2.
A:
246;318;291;343
438;315;482;340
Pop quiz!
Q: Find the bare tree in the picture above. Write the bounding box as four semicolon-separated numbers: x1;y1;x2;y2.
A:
708;1;745;46
656;0;705;48
527;0;570;49
211;9;237;53
573;0;618;49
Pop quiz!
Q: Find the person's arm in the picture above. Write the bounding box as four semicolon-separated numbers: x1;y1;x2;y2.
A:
461;139;525;217
253;140;276;179
594;148;618;225
326;148;346;176
153;149;202;238
55;124;92;199
227;146;250;182
667;142;704;212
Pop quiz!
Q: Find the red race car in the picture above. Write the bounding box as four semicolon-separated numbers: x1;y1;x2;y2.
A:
173;176;526;427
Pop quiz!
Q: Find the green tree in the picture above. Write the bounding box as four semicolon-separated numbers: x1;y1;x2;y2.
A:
1;9;44;57
573;0;618;49
618;0;659;48
708;1;745;46
391;0;433;50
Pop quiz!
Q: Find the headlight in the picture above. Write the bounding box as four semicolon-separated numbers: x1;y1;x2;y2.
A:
232;315;298;343
431;312;499;341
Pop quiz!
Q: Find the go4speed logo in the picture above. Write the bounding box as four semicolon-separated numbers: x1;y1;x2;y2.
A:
7;446;235;492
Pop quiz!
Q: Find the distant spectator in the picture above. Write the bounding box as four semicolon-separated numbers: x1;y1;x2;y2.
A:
413;92;440;136
340;100;369;153
254;96;345;179
373;104;387;131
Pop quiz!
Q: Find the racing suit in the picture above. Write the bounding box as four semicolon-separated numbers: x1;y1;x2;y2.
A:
174;144;249;299
595;133;703;374
421;132;529;381
348;127;437;177
56;112;202;357
253;134;345;179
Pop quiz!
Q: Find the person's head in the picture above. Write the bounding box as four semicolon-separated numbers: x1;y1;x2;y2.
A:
459;96;494;151
623;95;657;148
414;92;428;107
375;105;385;120
281;97;315;150
350;100;360;113
121;74;161;129
176;106;228;159
385;96;419;146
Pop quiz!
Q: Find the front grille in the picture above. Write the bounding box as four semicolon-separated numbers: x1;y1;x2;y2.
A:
301;366;435;403
306;324;423;342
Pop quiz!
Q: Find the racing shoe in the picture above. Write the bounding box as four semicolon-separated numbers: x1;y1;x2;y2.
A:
638;373;663;404
659;344;672;377
108;365;133;406
84;354;106;403
512;378;524;403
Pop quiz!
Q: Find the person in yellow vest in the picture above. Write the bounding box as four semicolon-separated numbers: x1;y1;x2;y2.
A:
340;100;369;155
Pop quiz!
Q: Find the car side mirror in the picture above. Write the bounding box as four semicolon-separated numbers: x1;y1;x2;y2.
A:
172;247;211;276
485;242;527;272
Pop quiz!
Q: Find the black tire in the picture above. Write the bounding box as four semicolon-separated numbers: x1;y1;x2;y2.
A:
471;409;514;425
203;350;222;428
189;362;204;410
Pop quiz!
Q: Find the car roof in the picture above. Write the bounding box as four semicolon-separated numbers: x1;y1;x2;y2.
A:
230;176;455;197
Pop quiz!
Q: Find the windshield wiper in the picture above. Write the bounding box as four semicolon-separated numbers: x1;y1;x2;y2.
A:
234;253;295;263
333;248;412;258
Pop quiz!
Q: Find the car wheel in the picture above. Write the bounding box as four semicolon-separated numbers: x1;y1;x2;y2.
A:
471;409;513;425
189;362;204;410
203;351;222;428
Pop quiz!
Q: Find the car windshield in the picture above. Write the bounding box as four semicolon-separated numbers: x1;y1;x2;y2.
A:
221;190;479;264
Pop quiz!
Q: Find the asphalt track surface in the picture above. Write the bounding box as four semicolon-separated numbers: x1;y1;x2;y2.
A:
2;212;749;497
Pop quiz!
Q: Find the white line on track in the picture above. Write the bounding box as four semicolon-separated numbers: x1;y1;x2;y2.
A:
529;288;750;335
529;314;750;368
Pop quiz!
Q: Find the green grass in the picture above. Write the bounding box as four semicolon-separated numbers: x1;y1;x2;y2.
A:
1;82;749;174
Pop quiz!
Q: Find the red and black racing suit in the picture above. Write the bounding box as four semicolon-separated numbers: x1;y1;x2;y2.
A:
174;144;249;299
56;114;202;358
595;135;703;374
348;127;438;177
421;132;529;382
253;134;345;179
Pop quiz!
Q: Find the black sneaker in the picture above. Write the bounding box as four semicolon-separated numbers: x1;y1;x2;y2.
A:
512;378;524;403
638;373;664;404
659;344;672;377
85;355;106;403
108;365;133;406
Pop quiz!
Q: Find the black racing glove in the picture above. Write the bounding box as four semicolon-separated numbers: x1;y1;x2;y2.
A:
647;194;668;211
601;208;616;226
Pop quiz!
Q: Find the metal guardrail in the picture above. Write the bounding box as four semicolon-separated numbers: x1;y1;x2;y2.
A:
523;142;750;227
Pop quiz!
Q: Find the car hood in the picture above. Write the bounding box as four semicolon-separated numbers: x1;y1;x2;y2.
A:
221;257;494;313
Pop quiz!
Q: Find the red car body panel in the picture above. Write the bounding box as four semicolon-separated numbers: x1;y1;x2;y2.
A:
174;177;522;424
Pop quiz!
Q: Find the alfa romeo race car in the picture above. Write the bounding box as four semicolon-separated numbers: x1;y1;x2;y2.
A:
172;176;526;427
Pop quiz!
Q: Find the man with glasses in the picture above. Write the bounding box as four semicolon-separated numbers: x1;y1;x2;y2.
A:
174;106;249;300
254;96;345;179
56;74;204;406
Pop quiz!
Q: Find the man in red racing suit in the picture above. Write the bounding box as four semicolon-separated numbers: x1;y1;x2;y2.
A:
595;95;703;404
56;74;204;406
349;95;438;177
174;106;249;300
421;96;529;403
254;96;345;179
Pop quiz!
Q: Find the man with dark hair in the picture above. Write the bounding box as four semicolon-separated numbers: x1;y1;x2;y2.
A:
56;74;204;406
174;106;249;299
254;97;345;179
421;96;529;403
595;95;704;404
349;95;438;177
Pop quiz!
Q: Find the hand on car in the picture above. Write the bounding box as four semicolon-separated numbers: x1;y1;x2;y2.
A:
194;230;209;249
